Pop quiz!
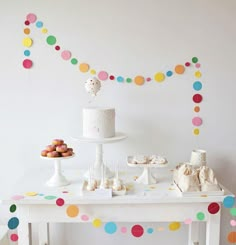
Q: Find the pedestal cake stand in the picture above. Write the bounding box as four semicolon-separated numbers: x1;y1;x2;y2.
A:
73;132;127;180
41;155;74;187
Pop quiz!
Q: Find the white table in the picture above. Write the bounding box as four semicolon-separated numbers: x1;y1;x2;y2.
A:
0;167;232;245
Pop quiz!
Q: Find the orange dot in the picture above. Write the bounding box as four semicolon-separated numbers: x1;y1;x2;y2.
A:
79;63;90;73
228;231;236;243
194;106;200;112
134;76;145;86
66;205;79;217
175;65;185;74
24;28;30;35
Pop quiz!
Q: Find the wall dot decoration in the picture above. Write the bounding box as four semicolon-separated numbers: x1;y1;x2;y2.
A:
185;62;191;67
193;81;202;91
194;106;200;112
36;21;43;28
134;75;145;85
42;28;48;34
193;128;200;135
10;234;19;242
66;205;79;218
193;94;203;103
8;217;19;230
24;50;30;56
169;222;181;231
46;35;57;45
109;75;115;80
230;208;236;216
154;72;165;82
208;203;220;214
175;65;185;74
56;198;65;206
166;70;173;77
195;71;202;78
22;37;33;47
223;196;235;208
79;63;90;72
192;117;202;126
104;222;117;234
192;57;198;63
98;71;108;80
61;50;72;60
23;59;33;69
24;28;30;35
117;76;124;82
92;218;102;228
196;212;205;221
90;69;96;75
71;58;78;65
228;232;236;243
26;13;37;23
131;225;144;237
126;78;132;83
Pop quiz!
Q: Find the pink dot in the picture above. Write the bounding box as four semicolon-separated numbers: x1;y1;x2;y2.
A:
61;50;72;60
23;59;33;69
121;227;127;233
11;195;24;201
81;215;89;221
195;63;201;68
56;198;64;206
230;220;236;227
192;116;202;126
146;77;151;82
184;218;192;225
98;71;109;81
26;13;37;23
10;234;18;242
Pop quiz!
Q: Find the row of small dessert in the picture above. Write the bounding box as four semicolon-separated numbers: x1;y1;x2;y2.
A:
41;139;74;158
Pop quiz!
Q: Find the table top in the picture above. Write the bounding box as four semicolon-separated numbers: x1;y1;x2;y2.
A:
0;167;232;205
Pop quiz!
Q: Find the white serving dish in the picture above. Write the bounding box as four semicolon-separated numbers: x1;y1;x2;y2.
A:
127;155;168;168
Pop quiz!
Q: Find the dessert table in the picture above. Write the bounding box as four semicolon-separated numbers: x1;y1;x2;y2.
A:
0;167;233;245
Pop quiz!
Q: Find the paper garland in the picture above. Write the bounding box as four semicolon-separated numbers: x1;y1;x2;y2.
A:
22;13;204;136
8;191;236;242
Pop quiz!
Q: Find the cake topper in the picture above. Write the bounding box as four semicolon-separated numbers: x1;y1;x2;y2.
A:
85;77;101;96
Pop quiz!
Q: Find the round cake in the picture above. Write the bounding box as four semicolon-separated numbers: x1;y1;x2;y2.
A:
83;107;115;138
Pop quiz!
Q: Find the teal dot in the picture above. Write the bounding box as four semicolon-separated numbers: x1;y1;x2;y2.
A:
147;228;154;234
166;71;173;77
192;57;198;63
117;76;124;82
46;35;57;45
196;212;205;221
8;217;19;229
44;195;57;200
71;58;78;65
36;21;43;28
24;50;30;56
193;81;202;91
230;208;236;216
10;204;16;213
126;78;132;83
223;196;235;208
104;222;117;234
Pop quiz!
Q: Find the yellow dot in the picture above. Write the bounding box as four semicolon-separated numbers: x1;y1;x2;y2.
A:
24;28;30;35
25;192;38;196
175;65;185;74
195;71;202;78
41;28;48;34
134;76;145;86
90;69;96;75
66;205;79;218
169;222;181;231
92;218;102;228
193;128;200;135
22;37;33;47
79;63;90;73
154;72;165;82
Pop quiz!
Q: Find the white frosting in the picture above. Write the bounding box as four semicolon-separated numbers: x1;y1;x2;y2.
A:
83;107;115;138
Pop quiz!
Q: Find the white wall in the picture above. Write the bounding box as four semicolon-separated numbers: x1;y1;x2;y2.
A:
0;0;235;244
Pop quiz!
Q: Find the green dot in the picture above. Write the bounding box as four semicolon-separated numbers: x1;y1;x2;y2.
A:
46;35;57;45
10;204;17;213
196;212;205;221
192;57;198;63
126;78;132;83
71;58;78;65
44;195;57;200
230;208;236;216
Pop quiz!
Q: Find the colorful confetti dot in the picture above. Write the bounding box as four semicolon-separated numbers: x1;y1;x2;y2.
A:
8;217;19;230
61;50;72;60
24;50;30;56
24;20;30;25
36;21;43;28
55;45;60;51
117;76;124;82
46;35;57;45
10;234;18;242
196;212;205;221
192;57;198;63
109;75;115;80
90;69;96;75
56;198;64;206
194;106;200;112
134;75;145;86
223;196;235;208
11;195;24;201
185;62;191;67
195;71;202;78
230;208;236;216
71;58;78;65
192;116;202;126
81;214;89;221
126;78;132;83
184;218;192;225
146;77;151;82
195;63;201;68
98;71;108;81
166;70;173;77
228;231;236;243
154;72;165;82
25;192;37;196
147;228;154;234
26;13;37;23
41;28;48;34
44;195;57;200
193;81;202;91
24;28;30;35
10;204;17;213
208;202;220;214
66;205;79;218
175;65;185;74
121;227;127;233
22;37;33;47
193;128;200;135
169;222;181;231
79;63;90;72
104;222;117;234
92;218;102;228
193;94;203;103
131;225;144;237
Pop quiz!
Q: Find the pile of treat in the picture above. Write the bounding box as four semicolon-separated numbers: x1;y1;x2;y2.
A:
41;139;74;158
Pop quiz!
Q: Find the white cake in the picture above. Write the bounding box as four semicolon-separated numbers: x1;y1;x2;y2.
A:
83;107;115;138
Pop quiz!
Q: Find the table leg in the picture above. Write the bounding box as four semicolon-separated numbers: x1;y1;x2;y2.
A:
17;222;31;245
206;212;221;245
39;223;50;245
188;222;199;245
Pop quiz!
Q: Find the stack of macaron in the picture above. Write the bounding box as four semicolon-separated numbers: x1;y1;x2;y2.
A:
41;139;74;158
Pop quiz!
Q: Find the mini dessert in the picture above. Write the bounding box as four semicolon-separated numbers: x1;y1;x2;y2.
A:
112;179;122;191
41;139;74;158
132;155;149;164
52;139;64;146
99;178;109;189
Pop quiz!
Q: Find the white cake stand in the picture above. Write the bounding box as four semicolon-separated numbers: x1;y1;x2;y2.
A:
41;155;74;187
73;132;127;180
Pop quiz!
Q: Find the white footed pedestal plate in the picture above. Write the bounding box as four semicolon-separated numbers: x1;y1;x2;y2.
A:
73;132;127;180
41;155;74;187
